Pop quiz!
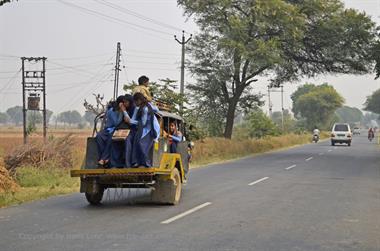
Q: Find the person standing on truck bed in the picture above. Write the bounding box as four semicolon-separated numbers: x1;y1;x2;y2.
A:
96;95;129;168
133;75;153;102
124;92;160;168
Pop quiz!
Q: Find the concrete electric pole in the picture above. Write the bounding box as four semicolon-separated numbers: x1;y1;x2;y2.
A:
175;30;192;113
113;42;121;100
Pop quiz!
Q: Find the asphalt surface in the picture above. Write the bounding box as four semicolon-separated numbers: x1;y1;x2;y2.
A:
0;134;379;251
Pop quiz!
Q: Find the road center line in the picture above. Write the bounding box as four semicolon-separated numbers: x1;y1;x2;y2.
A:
305;157;313;161
328;149;333;152
161;202;212;224
248;177;269;186
285;164;296;170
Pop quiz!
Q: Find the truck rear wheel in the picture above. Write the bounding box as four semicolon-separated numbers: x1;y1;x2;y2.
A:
85;188;104;205
152;168;181;205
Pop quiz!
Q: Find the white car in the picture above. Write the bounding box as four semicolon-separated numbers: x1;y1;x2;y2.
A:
331;123;352;146
353;127;360;135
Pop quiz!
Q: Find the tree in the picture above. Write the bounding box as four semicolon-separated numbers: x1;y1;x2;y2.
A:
292;84;344;130
83;111;96;126
372;41;380;80
0;0;17;7
335;106;363;124
271;109;296;133
0;112;9;124
124;78;186;114
6;106;23;126
178;0;378;138
237;109;279;139
57;110;83;126
290;84;317;117
364;89;380;114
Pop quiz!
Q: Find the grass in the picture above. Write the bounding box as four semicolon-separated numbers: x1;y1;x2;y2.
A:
0;128;328;208
191;133;323;166
0;167;79;207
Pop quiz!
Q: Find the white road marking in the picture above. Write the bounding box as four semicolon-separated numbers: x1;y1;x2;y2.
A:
305;157;313;161
328;149;333;152
161;202;212;224
285;164;297;170
334;147;338;149
248;177;269;186
319;153;324;156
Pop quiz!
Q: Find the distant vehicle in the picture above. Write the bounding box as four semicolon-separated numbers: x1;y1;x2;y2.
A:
331;123;352;146
353;127;360;135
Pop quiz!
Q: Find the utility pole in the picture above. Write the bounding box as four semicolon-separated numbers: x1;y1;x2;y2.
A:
281;85;284;132
21;57;47;144
175;30;192;113
268;85;285;132
267;85;272;118
113;42;121;100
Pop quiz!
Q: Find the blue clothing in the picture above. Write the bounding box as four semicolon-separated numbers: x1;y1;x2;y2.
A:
104;107;123;133
96;130;113;161
96;108;123;162
169;132;183;153
125;103;159;167
129;104;160;141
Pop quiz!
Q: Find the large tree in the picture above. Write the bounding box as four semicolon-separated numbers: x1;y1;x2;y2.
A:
292;84;344;130
0;112;9;124
364;89;380;114
6;106;23;126
335;106;363;124
178;0;378;138
57;110;83;126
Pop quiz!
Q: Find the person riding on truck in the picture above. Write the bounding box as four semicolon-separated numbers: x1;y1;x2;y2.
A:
164;121;183;153
96;95;131;168
133;75;153;102
124;92;160;167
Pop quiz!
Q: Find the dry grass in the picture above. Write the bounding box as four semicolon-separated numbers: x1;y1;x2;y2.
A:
191;133;322;166
0;127;328;207
0;127;86;207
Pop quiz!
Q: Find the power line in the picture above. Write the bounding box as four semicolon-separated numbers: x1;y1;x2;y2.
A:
57;0;174;39
49;53;113;61
93;0;188;34
0;68;21;93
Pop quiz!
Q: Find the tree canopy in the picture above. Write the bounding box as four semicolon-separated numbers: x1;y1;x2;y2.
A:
292;84;344;130
57;110;83;126
364;89;380;114
178;0;378;138
335;106;363;124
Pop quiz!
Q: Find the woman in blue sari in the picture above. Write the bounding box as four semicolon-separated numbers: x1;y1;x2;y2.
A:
124;93;160;167
96;95;131;168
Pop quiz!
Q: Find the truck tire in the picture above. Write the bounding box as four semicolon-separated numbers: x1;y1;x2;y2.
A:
152;168;181;205
85;188;104;205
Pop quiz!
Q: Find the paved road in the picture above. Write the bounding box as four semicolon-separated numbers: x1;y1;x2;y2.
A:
1;134;379;251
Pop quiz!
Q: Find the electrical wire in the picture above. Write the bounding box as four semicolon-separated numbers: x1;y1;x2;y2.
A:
56;0;174;39
0;68;21;93
93;0;188;34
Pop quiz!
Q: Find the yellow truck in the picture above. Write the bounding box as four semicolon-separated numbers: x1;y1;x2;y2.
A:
70;110;190;205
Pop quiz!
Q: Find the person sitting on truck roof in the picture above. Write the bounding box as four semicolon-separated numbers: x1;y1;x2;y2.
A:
163;122;183;153
133;75;152;102
96;95;129;168
124;92;160;167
